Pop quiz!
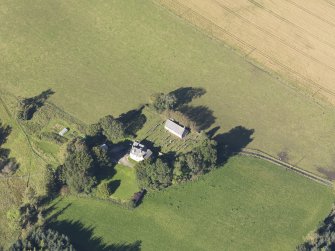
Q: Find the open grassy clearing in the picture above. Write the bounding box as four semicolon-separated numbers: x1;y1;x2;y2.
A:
158;0;335;102
104;164;138;201
49;156;334;251
1;0;335;176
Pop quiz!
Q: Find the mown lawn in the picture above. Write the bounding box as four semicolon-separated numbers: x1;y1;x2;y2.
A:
49;156;334;251
108;164;139;201
1;0;335;174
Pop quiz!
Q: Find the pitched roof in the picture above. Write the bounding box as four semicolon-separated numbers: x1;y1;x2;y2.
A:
130;142;151;158
164;119;187;138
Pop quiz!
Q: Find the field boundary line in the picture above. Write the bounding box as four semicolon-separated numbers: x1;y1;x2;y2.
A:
154;0;335;104
240;148;332;187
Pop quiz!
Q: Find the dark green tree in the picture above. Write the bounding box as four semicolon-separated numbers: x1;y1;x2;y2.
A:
10;227;75;251
175;138;217;180
150;93;177;113
92;145;111;168
135;158;172;190
44;165;57;197
63;138;96;193
99;115;126;143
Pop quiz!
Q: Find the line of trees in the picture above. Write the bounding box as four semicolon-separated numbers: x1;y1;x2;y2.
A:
10;227;75;251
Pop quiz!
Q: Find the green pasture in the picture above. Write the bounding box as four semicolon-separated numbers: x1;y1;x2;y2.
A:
1;0;335;174
49;156;334;251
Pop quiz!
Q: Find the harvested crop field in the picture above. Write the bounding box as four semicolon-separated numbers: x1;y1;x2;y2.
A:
157;0;335;102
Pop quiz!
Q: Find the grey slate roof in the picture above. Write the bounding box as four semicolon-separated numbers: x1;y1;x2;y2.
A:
130;142;152;158
164;119;187;138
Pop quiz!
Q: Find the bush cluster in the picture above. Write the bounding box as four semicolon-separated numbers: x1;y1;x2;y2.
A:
135;136;217;190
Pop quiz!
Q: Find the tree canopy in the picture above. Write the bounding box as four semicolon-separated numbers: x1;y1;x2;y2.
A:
135;158;173;190
99;115;126;143
174;138;217;181
10;227;75;251
150;93;177;113
63;138;96;193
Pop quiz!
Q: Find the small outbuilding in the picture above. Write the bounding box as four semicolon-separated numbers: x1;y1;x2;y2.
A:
100;143;108;151
164;119;187;139
129;141;152;162
58;128;69;137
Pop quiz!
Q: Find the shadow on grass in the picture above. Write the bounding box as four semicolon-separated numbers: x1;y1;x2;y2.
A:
179;105;216;131
109;179;121;194
118;106;147;137
0;123;19;174
169;87;206;108
95;165;117;183
214;126;254;165
19;89;55;120
49;220;142;251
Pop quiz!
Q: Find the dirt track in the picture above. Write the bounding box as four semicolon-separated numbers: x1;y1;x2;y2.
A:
157;0;335;102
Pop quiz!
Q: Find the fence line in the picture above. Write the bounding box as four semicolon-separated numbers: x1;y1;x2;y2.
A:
240;148;332;187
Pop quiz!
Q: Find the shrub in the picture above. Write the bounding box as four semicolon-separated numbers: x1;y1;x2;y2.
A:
40;132;68;145
95;181;112;199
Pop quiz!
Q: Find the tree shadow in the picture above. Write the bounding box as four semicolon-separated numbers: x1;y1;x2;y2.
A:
179;105;216;131
49;219;142;251
95;165;117;183
109;179;121;194
18;88;55;120
159;151;177;168
45;202;72;223
169;87;206;108
0;123;19;175
0;122;12;145
141;139;161;157
206;126;220;139
118;106;147;137
214;126;254;165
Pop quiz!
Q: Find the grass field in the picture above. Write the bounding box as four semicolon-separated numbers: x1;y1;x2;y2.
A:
1;0;335;175
158;0;335;102
49;156;334;251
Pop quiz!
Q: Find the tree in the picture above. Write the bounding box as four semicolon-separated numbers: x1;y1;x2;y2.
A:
99;115;126;143
16;89;54;120
135;158;172;190
92;146;111;168
175;137;217;180
9;227;75;251
44;165;57;197
150;93;177;113
63;138;96;193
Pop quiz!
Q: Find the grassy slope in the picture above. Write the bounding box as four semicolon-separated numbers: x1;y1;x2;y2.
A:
50;156;334;251
1;0;335;174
